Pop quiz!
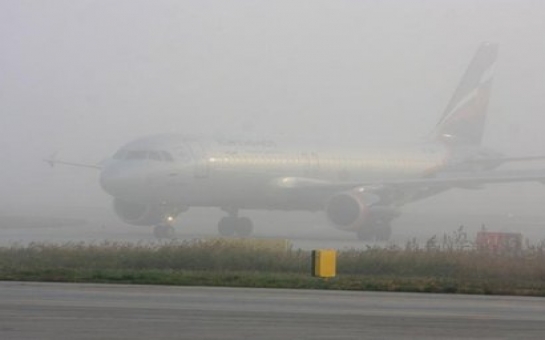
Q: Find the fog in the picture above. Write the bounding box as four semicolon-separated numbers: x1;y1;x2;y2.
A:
2;1;545;243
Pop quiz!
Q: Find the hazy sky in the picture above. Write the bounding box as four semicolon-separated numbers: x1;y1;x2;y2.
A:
2;0;545;209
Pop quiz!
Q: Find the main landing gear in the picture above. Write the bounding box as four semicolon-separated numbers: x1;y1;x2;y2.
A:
356;220;392;242
153;224;176;239
217;209;254;237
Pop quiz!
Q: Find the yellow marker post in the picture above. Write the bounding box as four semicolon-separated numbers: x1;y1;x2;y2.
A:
311;249;336;278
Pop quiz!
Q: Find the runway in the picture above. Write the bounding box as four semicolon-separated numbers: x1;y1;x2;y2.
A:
1;282;544;339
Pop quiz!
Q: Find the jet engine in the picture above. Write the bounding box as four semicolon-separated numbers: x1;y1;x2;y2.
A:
113;198;163;226
325;189;379;231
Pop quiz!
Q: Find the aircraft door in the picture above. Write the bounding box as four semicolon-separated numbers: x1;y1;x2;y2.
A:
188;141;209;178
301;152;320;176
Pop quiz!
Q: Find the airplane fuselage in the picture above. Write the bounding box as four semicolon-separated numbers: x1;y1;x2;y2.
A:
100;134;452;212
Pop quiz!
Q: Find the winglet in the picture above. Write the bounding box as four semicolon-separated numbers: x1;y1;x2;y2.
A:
44;152;59;167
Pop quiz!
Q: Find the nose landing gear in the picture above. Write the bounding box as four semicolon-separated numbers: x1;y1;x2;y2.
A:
217;209;254;237
356;220;392;242
153;215;177;239
235;217;253;237
153;224;176;239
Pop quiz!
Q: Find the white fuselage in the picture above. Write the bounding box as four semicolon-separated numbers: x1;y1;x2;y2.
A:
99;134;450;211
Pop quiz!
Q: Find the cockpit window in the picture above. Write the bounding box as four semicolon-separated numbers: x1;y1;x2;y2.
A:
113;149;175;162
160;151;174;162
126;150;148;160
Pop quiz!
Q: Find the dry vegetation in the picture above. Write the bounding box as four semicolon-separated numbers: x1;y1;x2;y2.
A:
0;228;544;296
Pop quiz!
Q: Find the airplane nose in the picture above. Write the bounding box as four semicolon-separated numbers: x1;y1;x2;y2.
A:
99;162;190;198
99;165;141;197
99;167;121;196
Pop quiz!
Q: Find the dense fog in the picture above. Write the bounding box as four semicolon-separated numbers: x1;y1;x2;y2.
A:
1;1;545;243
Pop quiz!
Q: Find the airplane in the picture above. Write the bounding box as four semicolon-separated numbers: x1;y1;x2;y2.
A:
48;42;545;240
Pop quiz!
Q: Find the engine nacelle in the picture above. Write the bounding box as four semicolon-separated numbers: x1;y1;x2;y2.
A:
325;190;379;231
113;198;164;226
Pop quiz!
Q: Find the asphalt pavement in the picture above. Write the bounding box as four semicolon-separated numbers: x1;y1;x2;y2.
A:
1;282;544;339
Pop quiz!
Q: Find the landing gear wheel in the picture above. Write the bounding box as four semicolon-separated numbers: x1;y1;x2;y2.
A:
218;216;236;237
374;223;392;242
153;224;176;239
356;227;374;241
235;217;253;237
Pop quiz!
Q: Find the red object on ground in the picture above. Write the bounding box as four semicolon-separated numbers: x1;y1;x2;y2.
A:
475;231;522;253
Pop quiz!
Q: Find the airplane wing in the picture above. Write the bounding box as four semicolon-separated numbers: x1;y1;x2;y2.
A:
483;155;545;163
270;169;545;205
273;169;545;190
44;153;102;170
459;155;545;167
376;169;545;188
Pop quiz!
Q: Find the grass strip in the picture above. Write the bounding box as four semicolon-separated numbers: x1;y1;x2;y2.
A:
0;237;543;296
1;268;543;296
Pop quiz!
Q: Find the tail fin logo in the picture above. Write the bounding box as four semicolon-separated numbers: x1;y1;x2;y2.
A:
434;42;499;146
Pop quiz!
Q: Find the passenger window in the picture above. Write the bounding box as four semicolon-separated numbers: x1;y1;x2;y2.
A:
149;151;162;161
160;151;174;162
176;147;191;163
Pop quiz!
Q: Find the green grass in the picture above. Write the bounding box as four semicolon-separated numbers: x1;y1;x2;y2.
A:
0;233;544;296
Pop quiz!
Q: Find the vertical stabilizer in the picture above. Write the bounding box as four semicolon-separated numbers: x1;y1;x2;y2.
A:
433;42;498;146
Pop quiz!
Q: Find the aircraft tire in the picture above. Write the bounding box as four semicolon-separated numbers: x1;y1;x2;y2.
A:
218;216;236;237
374;223;392;242
153;224;176;239
235;217;253;237
356;227;374;241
